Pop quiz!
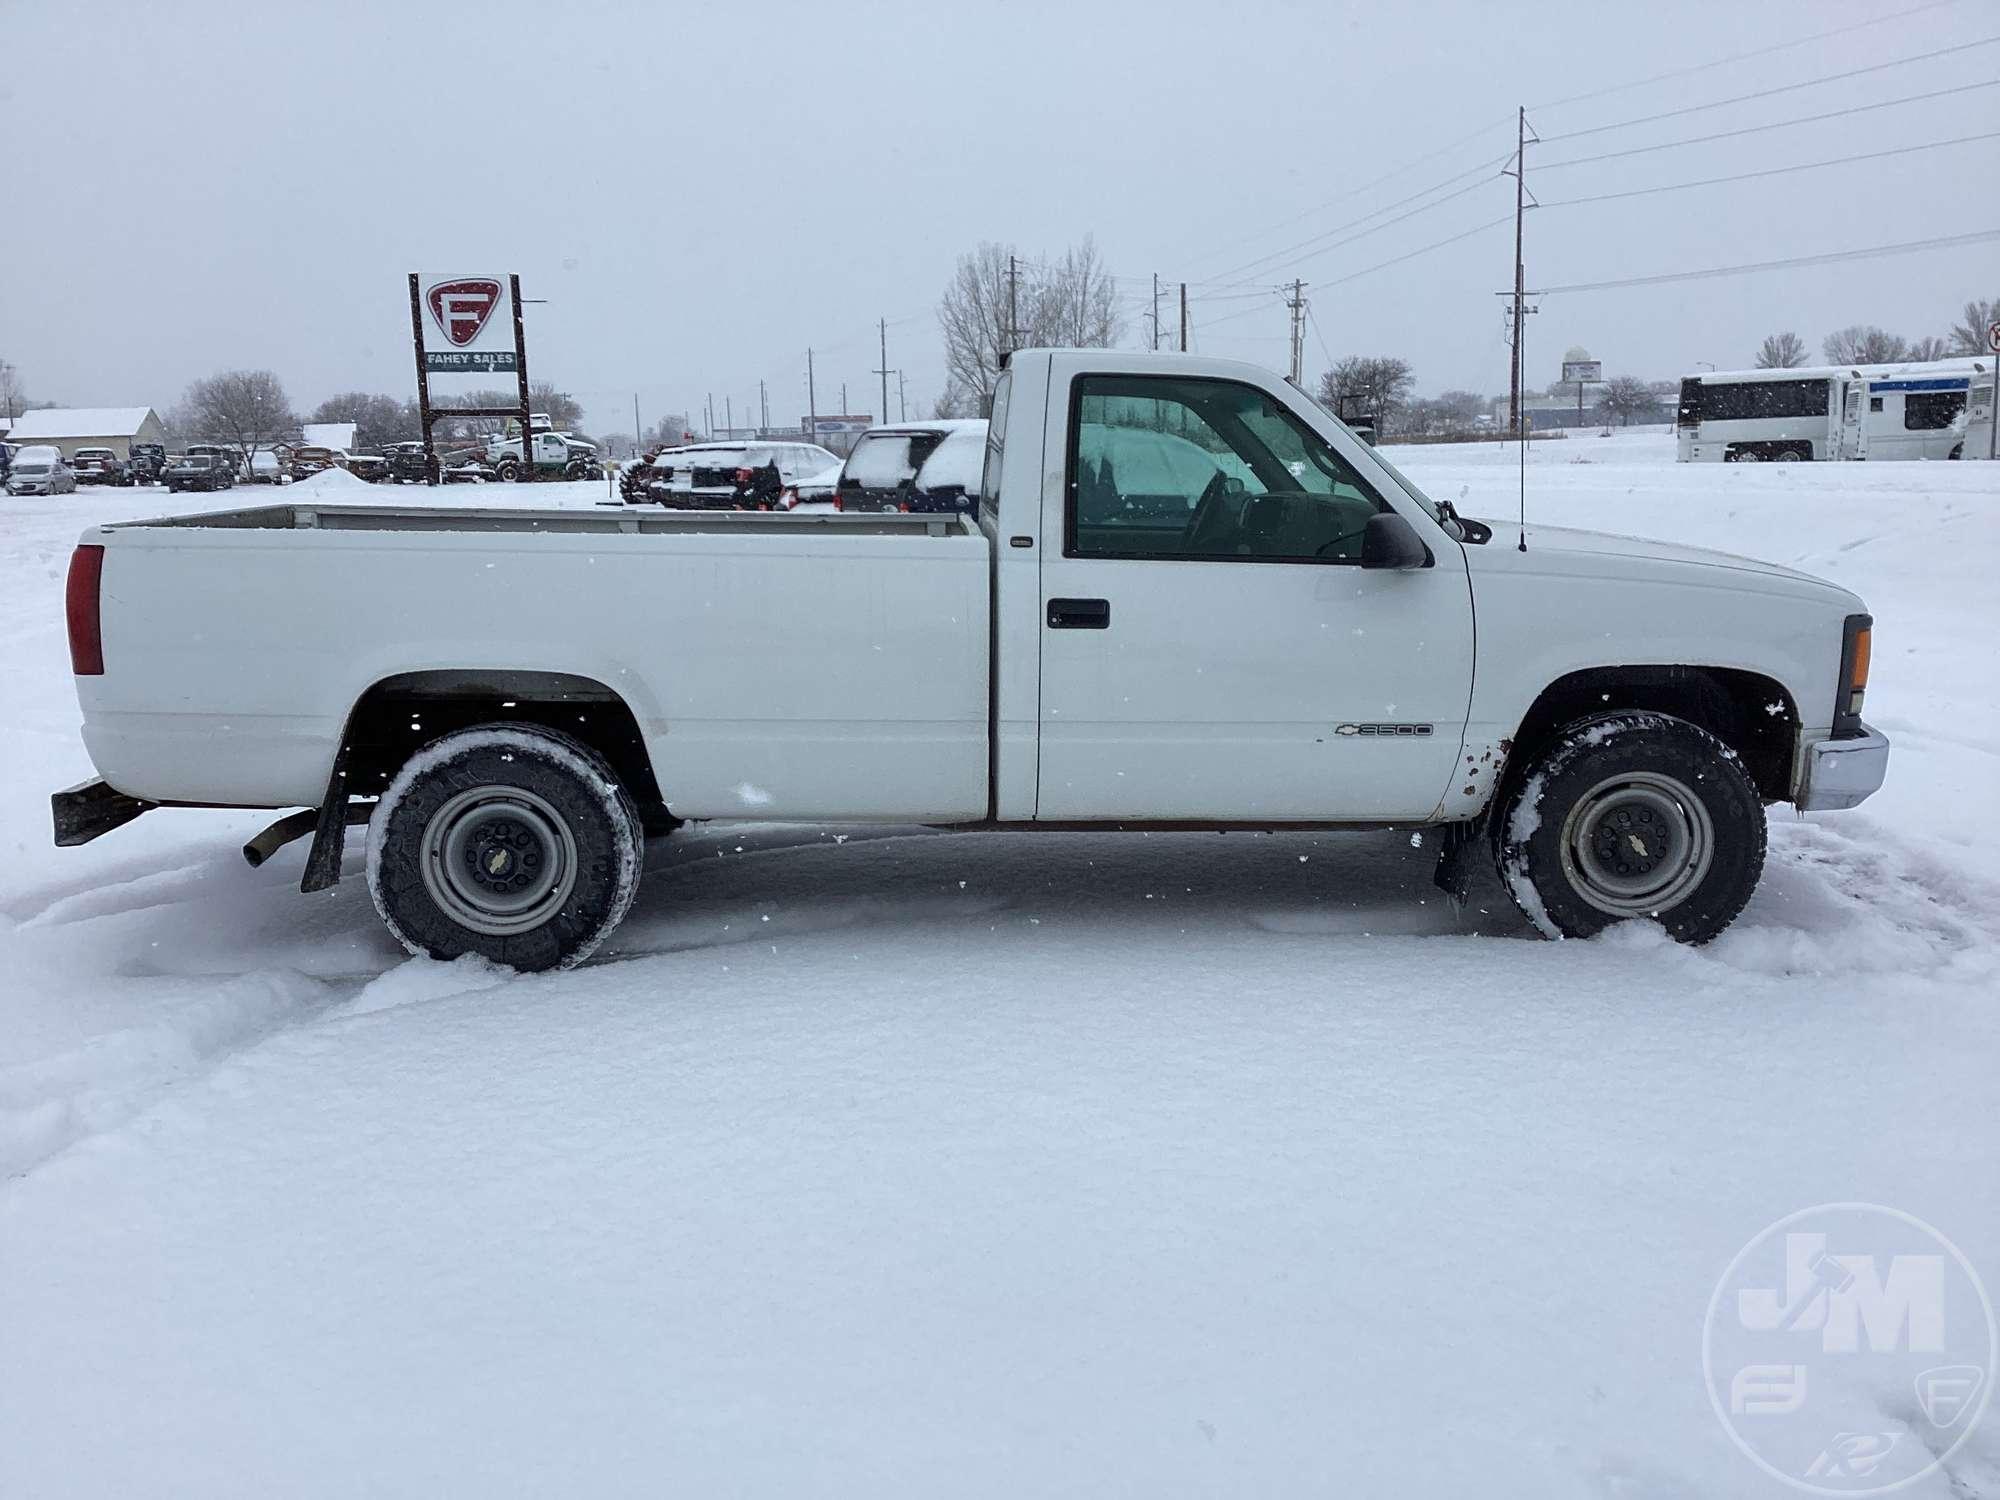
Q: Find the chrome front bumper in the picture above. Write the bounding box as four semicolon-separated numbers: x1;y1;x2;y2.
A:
1798;723;1890;811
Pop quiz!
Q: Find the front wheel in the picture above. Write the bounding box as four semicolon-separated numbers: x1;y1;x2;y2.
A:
366;724;642;971
1494;711;1765;944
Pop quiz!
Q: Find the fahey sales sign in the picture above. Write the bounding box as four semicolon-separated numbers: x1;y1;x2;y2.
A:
419;275;518;373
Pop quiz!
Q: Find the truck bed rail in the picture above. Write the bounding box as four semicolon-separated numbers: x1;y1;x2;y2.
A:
103;503;971;538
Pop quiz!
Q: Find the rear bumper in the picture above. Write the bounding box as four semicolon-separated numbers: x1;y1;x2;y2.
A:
1797;723;1889;811
52;778;155;846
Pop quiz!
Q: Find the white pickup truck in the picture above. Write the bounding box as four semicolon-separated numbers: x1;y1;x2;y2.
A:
53;349;1888;970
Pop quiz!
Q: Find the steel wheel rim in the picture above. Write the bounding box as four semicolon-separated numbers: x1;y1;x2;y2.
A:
420;785;577;936
1559;769;1713;917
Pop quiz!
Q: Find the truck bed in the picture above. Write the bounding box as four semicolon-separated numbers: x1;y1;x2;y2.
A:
78;501;992;821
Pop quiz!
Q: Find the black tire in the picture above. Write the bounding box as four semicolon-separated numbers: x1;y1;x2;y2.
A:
1494;711;1765;944
494;458;519;482
366;724;643;971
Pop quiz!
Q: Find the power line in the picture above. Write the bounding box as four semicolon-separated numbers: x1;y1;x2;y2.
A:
1540;129;2000;209
1538;227;2000;295
1529;0;1967;112
1538;35;2000;144
1170;115;1514;276
1317;214;1514;289
1195;169;1505;291
1536;78;2000;173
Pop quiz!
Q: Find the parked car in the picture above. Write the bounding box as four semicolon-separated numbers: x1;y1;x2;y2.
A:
162;453;235;493
127;442;168;486
637;440;841;508
382;442;432;484
833;420;987;514
484;430;600;482
285;446;341;480
6;445;76;496
183;444;243;481
344;453;389;483
792;460;843;506
70;447;131;487
247;451;285;484
51;349;1887;971
0;442;15;486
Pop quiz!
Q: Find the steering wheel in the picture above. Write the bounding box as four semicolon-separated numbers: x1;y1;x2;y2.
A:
1314;524;1372;560
1185;470;1237;549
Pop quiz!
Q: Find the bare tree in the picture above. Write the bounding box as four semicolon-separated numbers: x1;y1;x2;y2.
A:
1823;326;1911;365
937;238;1127;410
1316;356;1415;431
179;370;300;469
0;356;23;421
310;392;419;452
1755;332;1807;369
1949;297;2000;354
442;382;585;439
1030;236;1121;349
1905;335;1951;363
1597;375;1656;427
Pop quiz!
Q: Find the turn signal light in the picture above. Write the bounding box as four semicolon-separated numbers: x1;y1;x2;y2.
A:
1834;613;1871;737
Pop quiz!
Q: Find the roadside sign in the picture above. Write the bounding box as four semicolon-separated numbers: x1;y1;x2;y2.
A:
1987;319;2000;353
1561;359;1602;384
418;273;519;372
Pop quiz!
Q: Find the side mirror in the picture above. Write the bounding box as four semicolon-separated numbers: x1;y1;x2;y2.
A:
1361;511;1431;570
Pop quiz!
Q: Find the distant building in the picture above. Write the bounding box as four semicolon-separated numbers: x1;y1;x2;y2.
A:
301;421;357;452
4;406;167;458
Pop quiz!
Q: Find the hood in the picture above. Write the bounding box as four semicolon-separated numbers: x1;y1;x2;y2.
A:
1462;520;1860;606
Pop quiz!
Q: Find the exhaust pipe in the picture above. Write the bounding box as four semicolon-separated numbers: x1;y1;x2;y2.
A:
243;803;373;868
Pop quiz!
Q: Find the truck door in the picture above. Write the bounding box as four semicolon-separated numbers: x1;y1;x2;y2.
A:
1034;367;1473;822
1839;382;1868;460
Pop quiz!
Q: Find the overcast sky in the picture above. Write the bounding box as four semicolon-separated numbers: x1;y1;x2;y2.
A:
3;0;1994;435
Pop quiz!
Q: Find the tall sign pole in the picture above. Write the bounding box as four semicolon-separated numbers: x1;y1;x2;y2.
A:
407;274;437;484
807;348;818;442
510;274;532;477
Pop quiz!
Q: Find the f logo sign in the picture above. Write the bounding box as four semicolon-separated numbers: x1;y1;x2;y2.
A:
427;279;502;347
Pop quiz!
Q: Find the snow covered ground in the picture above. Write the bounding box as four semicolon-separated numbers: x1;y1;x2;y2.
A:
2;443;1996;1497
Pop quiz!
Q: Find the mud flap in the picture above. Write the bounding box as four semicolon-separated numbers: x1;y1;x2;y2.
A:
300;742;353;894
1431;820;1483;904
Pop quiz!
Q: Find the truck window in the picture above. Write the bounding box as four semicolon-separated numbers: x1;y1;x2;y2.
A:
1065;374;1385;564
979;372;1010;525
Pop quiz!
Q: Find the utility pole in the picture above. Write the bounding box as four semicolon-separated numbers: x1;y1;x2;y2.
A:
841;381;849;417
1284;279;1307;385
757;378;768;436
633;393;641;449
1006;255;1020;357
1179;282;1188;353
807;348;817;441
896;370;907;422
725;395;733;437
705;392;714;438
874;317;890;426
1150;271;1161;351
1504;104;1539;439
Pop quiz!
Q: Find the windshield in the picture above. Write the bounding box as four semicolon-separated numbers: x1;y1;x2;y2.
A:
1361;443;1444;526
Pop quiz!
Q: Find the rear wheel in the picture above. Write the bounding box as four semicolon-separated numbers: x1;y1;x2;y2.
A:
1494;711;1765;944
1772;449;1803;462
366;725;642;971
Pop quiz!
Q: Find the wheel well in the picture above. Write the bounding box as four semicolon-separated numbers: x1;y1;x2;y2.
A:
1498;666;1798;809
341;670;669;822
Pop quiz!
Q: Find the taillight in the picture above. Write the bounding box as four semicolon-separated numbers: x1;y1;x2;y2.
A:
67;544;105;675
832;494;843;511
1833;613;1871;736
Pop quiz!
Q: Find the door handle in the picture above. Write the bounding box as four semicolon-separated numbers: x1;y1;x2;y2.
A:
1047;597;1110;629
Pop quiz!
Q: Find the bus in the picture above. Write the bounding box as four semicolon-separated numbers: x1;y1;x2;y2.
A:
1676;359;1985;463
